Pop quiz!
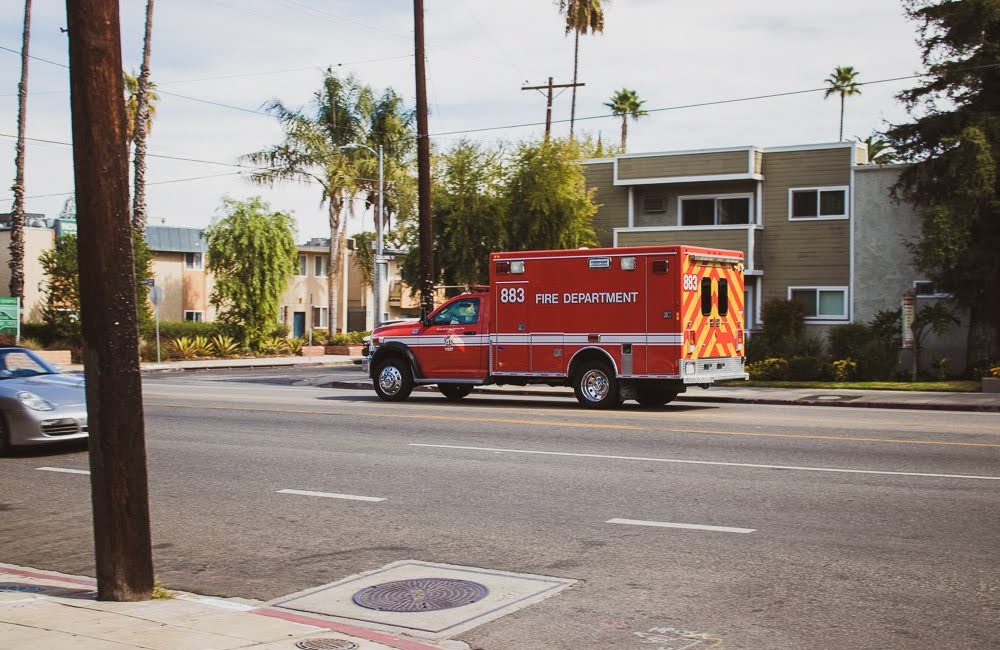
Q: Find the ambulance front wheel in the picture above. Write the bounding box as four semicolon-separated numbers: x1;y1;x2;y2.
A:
573;361;621;409
635;383;678;407
373;357;413;402
439;383;474;401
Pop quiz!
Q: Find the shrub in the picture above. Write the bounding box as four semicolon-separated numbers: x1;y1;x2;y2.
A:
746;357;788;380
761;299;805;341
18;336;43;350
827;323;873;361
785;335;824;358
869;308;902;345
170;336;199;359
831;359;858;381
786;355;829;381
259;336;286;355
271;323;290;339
310;329;330;345
20;322;58;346
285;337;305;355
210;334;241;357
990;365;1000;378
855;339;899;381
932;355;951;381
744;333;773;363
191;335;212;357
154;320;231;341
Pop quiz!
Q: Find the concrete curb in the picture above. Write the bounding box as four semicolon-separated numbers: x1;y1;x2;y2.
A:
64;358;363;375
321;380;1000;413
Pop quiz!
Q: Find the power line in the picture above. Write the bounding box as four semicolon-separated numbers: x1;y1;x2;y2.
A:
0;171;246;203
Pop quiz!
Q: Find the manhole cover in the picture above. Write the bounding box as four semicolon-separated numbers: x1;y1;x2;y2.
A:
352;578;489;612
0;583;44;593
295;639;358;650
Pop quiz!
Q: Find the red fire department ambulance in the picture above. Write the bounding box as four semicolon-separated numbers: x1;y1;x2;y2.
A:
363;244;748;409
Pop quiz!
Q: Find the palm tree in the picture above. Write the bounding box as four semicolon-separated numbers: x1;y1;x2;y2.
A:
243;71;370;334
604;88;646;152
130;0;155;234
557;0;605;139
857;135;897;165
824;65;861;141
123;72;158;146
9;0;31;303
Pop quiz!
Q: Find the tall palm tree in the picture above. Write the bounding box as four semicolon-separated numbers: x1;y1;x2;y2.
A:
557;0;605;139
9;0;31;303
124;72;158;147
824;65;861;141
604;88;646;152
131;0;155;234
243;70;370;334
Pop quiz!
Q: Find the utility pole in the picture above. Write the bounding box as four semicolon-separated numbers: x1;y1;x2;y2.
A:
414;0;433;315
65;0;154;602
521;77;584;141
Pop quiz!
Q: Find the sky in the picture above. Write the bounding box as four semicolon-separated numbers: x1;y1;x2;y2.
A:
0;0;924;242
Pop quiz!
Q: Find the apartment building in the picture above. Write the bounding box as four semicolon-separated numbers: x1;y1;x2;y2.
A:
145;226;214;322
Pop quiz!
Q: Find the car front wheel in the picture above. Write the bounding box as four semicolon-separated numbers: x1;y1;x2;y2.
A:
373;358;414;402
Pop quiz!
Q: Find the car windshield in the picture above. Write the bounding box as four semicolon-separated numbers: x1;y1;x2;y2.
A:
0;348;56;380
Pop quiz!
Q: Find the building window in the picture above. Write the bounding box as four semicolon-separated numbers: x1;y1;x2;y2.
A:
680;195;751;226
789;287;848;320
718;278;729;317
297;254;307;276
312;306;328;328
913;280;951;298
185;252;203;270
701;277;712;316
184;310;203;322
314;255;327;277
279;306;288;323
789;187;848;219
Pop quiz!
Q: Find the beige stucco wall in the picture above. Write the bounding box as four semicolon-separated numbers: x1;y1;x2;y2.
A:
617;150;750;180
280;251;331;332
0;228;55;322
151;253;185;321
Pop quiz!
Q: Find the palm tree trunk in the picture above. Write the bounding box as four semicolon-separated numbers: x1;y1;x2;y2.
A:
9;0;31;303
131;0;154;234
839;93;845;141
569;30;579;140
620;115;627;153
327;197;345;334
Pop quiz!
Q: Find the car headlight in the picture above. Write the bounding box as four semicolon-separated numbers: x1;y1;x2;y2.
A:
18;391;55;411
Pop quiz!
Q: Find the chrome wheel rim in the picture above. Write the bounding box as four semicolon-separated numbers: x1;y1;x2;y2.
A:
378;365;403;395
580;369;610;402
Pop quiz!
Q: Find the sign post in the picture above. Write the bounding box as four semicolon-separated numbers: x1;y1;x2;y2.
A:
149;284;163;363
901;290;915;350
0;297;21;343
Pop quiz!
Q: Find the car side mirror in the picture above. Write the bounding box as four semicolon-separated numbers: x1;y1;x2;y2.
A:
420;315;431;328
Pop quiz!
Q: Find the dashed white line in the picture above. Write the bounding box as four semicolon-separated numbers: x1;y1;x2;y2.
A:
36;466;90;475
408;443;1000;481
607;518;756;534
277;489;385;502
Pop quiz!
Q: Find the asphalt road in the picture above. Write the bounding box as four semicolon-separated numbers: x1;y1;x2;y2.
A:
2;366;999;649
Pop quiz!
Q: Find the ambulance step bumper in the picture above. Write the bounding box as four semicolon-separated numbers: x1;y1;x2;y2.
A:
680;357;748;384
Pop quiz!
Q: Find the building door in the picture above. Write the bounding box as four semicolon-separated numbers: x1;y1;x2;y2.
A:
293;311;306;338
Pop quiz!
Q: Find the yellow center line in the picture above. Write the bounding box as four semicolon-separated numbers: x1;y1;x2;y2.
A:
145;400;1000;447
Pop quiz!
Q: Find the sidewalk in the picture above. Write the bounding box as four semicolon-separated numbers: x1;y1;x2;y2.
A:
0;563;457;650
64;355;364;374
321;378;1000;413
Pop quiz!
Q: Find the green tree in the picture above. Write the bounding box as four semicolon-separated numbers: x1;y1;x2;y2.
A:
557;0;606;138
604;88;646;152
506;139;598;251
857;134;897;165
244;70;372;333
886;0;1000;365
39;233;153;340
206;197;297;347
823;65;861;141
124;70;158;146
909;301;959;380
357;87;417;236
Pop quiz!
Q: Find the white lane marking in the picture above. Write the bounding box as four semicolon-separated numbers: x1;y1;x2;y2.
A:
277;489;385;502
409;444;1000;481
36;466;90;475
607;518;756;534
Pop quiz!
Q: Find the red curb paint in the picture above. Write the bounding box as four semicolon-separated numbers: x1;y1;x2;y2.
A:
254;607;445;650
1;566;97;588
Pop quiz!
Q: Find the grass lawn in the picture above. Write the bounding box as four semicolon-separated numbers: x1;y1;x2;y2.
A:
718;380;981;392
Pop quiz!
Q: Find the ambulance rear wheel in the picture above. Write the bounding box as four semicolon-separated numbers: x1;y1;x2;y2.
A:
373;358;413;402
573;361;621;409
438;383;473;401
636;384;678;407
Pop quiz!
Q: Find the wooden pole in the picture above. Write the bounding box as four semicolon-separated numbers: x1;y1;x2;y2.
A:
414;0;434;315
521;78;584;142
65;0;154;602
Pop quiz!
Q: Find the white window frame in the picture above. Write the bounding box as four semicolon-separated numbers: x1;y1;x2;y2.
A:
312;306;329;329
787;286;849;322
913;279;952;299
297;254;308;276
184;252;203;270
279;306;288;323
678;193;753;226
314;255;327;277
183;310;204;322
787;186;849;221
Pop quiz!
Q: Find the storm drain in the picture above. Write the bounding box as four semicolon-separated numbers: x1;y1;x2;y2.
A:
295;640;358;650
352;578;488;612
0;583;43;593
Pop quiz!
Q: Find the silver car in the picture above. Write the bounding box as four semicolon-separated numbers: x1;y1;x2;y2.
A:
0;347;87;451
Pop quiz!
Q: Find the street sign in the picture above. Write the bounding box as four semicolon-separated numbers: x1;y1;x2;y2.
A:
0;297;19;337
140;278;155;287
150;286;164;306
374;254;395;263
